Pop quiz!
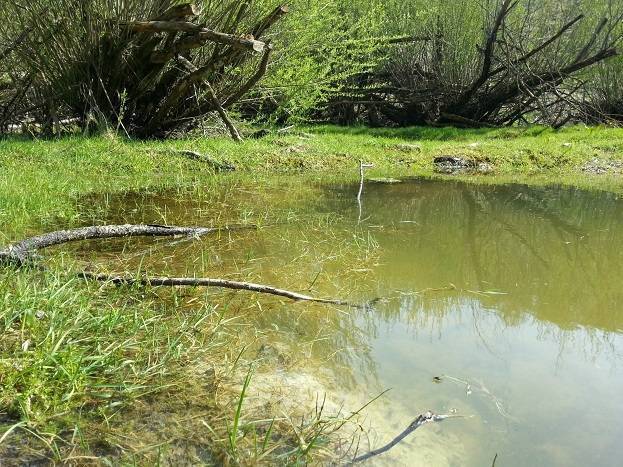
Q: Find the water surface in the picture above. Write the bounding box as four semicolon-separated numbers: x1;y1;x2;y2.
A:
74;177;623;466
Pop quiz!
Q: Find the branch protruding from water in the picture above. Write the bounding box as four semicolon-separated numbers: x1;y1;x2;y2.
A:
357;161;374;222
350;411;461;464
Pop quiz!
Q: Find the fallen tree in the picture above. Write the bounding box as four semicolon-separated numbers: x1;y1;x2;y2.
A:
0;224;229;266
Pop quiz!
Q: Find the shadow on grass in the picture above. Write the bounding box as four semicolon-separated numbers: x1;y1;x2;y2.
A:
307;124;553;141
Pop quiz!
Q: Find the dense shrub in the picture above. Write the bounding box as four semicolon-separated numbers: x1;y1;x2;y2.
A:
0;0;286;137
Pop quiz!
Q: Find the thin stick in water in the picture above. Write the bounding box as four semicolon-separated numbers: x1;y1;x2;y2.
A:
350;411;460;464
80;272;354;306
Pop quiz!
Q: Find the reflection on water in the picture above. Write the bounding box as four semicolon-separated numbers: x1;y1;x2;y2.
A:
74;177;623;466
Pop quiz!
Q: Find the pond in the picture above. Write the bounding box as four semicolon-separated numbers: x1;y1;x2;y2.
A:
72;176;623;466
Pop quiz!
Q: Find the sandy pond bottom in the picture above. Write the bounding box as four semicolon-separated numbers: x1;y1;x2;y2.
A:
73;176;623;466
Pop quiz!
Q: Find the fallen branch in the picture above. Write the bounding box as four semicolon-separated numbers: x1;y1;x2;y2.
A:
80;272;352;306
172;150;236;171
0;224;240;266
222;45;273;108
350;411;459;464
440;112;498;128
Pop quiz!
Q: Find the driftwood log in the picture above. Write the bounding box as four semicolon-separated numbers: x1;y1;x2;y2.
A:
0;224;235;266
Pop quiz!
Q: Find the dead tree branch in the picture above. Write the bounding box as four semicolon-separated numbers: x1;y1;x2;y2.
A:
176;55;242;141
154;3;202;21
489;14;585;77
127;21;266;52
251;5;289;38
455;0;517;107
80;272;353;306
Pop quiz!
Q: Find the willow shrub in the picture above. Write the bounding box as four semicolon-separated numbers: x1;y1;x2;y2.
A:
0;1;284;136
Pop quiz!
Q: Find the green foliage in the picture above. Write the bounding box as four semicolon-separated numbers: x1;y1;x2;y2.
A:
254;0;385;121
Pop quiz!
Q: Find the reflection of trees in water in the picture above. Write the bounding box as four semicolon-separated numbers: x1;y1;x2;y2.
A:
318;178;623;365
348;179;623;333
364;292;622;366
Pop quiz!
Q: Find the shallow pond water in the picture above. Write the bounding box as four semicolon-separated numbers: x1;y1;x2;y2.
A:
73;177;623;466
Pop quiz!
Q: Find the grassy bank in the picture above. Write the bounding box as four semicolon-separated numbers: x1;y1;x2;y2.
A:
2;124;623;239
1;125;623;465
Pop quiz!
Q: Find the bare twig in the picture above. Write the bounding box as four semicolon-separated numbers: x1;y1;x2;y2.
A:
357;161;374;202
357;161;374;223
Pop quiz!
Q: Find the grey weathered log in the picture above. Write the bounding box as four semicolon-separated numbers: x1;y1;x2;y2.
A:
0;224;229;266
80;272;352;306
151;30;265;63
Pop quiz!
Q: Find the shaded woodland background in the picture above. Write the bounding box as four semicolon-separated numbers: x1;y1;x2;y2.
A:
1;0;622;137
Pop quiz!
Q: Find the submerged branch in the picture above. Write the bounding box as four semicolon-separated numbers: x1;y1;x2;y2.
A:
350;411;460;464
80;272;353;306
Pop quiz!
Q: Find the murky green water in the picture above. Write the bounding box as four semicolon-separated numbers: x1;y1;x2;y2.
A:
74;177;623;466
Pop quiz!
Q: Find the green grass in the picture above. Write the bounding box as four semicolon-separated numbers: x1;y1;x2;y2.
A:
1;125;622;240
1;124;622;464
